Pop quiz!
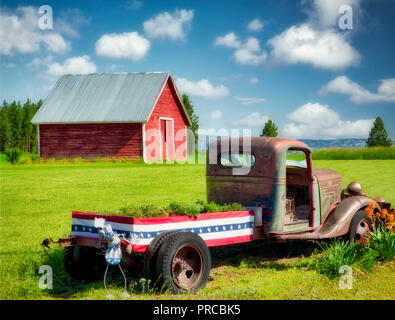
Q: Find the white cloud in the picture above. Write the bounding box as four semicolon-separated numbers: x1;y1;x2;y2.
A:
268;23;360;69
287;102;339;125
214;32;241;48
249;77;259;84
267;0;362;70
42;33;71;54
46;55;97;76
320;76;395;104
95;32;150;60
26;55;54;69
307;0;360;29
247;18;264;32
0;6;70;56
235;96;267;105
282;102;373;139
143;9;193;40
215;33;267;65
175;77;229;100
232;112;269;127
210;110;223;120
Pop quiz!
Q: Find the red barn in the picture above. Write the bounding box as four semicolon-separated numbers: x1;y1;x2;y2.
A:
31;72;191;162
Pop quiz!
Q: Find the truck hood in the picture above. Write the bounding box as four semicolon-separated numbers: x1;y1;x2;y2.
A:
313;168;342;183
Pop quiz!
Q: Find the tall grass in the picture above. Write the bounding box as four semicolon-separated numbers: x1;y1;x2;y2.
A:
368;225;395;261
312;147;395;160
314;240;378;279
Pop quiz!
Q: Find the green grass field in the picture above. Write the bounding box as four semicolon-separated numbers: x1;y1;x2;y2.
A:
311;147;395;160
0;160;394;299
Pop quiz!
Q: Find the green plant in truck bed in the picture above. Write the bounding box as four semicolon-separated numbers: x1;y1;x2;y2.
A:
97;200;245;218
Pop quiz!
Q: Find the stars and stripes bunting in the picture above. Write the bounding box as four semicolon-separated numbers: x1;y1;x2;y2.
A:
71;210;255;253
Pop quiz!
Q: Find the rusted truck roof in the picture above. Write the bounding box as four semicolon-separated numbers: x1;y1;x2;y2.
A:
208;137;309;153
207;137;310;178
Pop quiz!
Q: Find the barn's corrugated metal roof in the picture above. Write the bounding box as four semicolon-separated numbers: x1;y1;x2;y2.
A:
31;72;173;124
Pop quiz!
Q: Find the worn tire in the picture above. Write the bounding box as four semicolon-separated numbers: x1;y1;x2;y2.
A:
143;231;178;283
348;209;372;244
155;232;211;293
64;246;106;280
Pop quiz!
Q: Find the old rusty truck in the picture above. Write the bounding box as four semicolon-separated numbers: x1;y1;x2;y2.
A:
52;137;386;293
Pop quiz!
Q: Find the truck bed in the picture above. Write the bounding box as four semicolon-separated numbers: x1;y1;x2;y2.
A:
71;210;255;253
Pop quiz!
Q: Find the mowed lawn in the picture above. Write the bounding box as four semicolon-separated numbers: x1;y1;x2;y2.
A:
0;160;394;299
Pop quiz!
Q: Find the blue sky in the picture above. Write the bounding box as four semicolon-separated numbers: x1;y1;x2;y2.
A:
1;0;394;138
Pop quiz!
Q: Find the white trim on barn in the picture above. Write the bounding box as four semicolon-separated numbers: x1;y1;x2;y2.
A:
185;125;188;161
142;123;146;163
159;117;175;160
37;125;40;157
145;74;170;124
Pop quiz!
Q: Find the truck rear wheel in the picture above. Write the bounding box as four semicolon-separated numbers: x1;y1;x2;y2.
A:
143;231;177;283
348;209;372;244
155;232;211;293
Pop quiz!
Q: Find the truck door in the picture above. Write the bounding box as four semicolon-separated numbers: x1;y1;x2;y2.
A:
284;149;314;231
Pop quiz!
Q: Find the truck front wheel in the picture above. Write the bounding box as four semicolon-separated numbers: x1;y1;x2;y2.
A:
348;209;372;244
155;232;211;293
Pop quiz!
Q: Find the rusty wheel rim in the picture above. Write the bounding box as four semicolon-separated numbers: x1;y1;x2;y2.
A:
355;219;371;244
171;244;204;290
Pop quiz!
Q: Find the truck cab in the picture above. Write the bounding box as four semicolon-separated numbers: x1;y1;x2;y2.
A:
207;137;382;242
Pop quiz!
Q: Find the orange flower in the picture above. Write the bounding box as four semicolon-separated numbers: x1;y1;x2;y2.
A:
365;203;376;220
381;209;388;219
386;221;395;231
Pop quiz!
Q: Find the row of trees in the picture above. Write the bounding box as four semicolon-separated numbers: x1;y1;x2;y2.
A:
259;117;392;147
0;95;199;155
0;99;43;153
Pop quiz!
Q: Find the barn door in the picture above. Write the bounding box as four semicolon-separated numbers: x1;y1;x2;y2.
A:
160;118;175;160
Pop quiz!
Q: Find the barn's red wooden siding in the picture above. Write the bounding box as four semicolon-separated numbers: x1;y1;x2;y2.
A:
144;79;189;161
39;123;143;159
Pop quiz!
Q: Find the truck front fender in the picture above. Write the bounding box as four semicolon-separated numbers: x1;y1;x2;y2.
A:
316;196;380;239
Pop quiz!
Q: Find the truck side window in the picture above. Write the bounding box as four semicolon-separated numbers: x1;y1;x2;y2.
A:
220;153;255;168
286;150;307;168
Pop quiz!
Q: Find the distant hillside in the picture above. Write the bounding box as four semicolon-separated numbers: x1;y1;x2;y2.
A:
300;139;367;149
197;136;394;151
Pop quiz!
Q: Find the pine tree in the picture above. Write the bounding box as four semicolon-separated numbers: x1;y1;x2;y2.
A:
366;116;392;147
9;101;23;149
260;119;278;137
182;94;199;143
0;101;11;152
